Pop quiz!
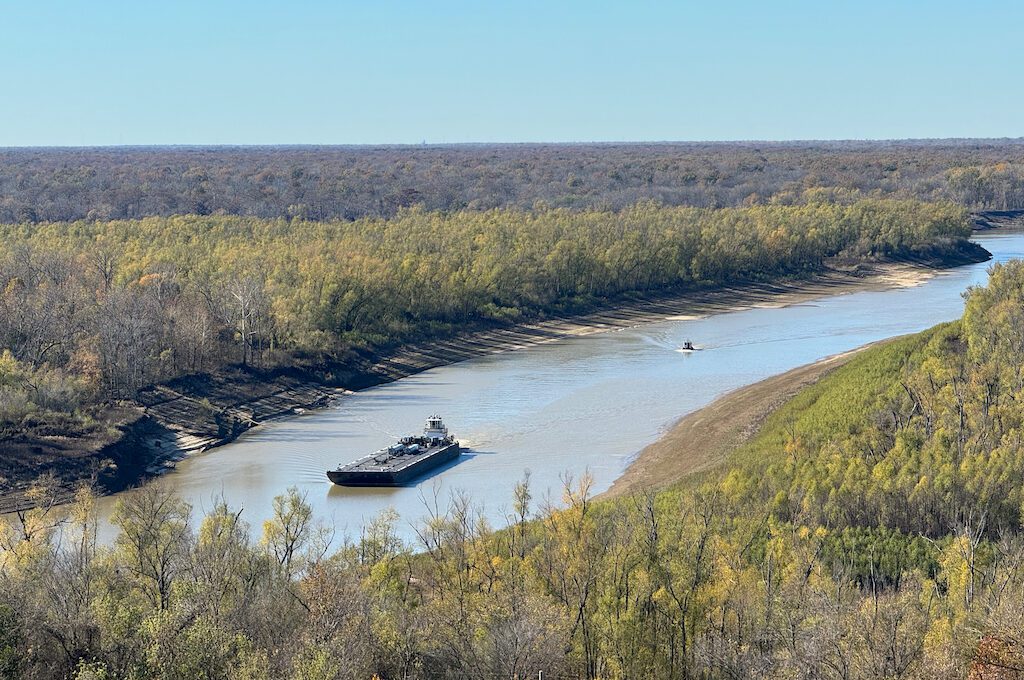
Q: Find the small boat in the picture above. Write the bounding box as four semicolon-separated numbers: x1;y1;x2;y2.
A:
677;340;700;353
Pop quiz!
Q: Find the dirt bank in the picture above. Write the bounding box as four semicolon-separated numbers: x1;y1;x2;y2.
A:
602;344;886;499
359;247;985;384
973;210;1024;230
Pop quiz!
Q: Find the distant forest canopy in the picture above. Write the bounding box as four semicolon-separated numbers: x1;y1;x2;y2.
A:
0;200;971;412
2;140;1024;222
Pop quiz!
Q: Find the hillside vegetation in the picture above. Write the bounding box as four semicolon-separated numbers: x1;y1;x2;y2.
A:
4;258;1024;678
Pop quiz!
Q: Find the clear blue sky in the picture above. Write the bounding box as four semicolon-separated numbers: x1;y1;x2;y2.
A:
2;1;1021;145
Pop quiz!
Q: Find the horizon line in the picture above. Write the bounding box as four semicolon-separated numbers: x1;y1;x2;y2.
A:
3;136;1024;151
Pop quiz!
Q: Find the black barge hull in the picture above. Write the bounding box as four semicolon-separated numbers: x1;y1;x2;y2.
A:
328;443;461;486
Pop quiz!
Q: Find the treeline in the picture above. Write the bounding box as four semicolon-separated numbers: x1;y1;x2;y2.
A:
0;200;973;430
6;262;1024;678
2;141;1024;223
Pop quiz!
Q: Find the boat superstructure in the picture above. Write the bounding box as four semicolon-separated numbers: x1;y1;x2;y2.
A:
327;415;461;486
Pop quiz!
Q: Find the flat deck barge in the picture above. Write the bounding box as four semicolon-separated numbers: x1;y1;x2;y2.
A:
327;416;461;486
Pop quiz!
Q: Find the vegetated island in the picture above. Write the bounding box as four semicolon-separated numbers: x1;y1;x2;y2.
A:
0;200;999;511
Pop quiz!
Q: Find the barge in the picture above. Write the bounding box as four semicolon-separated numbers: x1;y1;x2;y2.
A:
327;415;461;486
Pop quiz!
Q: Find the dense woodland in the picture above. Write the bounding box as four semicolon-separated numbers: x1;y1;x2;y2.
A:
1;143;1020;678
2;141;1024;223
0;199;973;438
5;261;1024;679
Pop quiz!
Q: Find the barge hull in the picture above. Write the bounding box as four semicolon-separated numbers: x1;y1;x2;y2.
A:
328;443;461;486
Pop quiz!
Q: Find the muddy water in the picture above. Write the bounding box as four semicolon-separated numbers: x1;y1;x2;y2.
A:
94;231;1024;543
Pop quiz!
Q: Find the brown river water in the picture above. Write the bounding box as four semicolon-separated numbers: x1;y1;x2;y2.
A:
90;230;1024;544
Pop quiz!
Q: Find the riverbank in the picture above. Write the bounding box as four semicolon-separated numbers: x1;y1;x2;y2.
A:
0;245;991;513
604;220;1021;498
602;343;887;498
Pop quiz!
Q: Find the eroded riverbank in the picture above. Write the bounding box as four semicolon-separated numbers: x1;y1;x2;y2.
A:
0;245;992;514
67;227;1024;543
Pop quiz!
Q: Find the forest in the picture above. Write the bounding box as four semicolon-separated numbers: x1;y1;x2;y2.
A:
2;141;1024;223
0;198;975;444
0;142;1016;678
5;259;1024;679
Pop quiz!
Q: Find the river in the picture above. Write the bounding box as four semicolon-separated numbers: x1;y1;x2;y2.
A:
93;230;1024;544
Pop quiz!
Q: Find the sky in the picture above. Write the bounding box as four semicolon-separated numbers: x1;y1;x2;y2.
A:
1;1;1022;145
